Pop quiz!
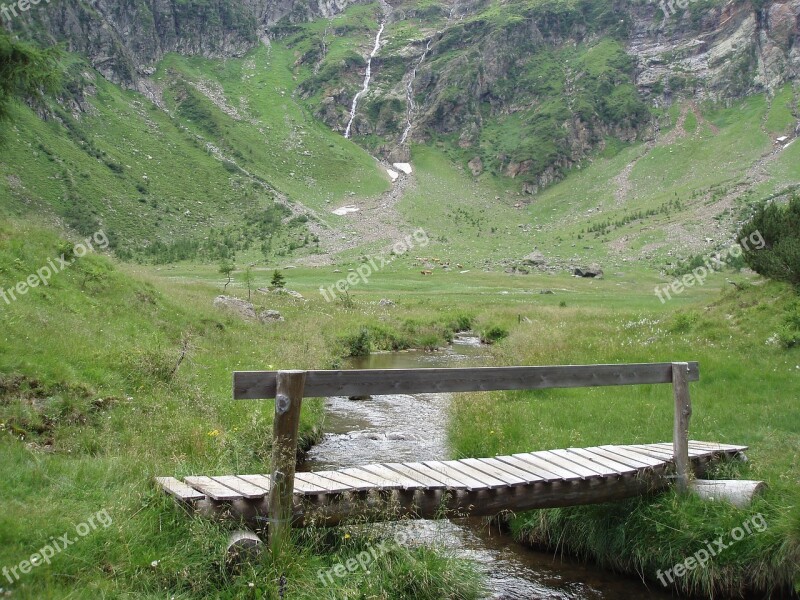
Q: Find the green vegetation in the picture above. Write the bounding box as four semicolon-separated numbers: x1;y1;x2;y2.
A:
0;218;491;599
739;194;800;286
0;30;60;127
448;281;800;597
0;42;387;262
270;269;286;289
1;4;799;597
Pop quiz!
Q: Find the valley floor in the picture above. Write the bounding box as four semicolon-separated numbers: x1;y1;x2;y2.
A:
0;220;797;598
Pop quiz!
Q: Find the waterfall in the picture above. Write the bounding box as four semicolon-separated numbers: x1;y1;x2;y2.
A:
344;21;385;139
400;39;432;145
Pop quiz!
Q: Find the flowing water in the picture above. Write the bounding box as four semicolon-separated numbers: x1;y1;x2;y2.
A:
399;39;432;145
344;21;386;139
304;336;674;599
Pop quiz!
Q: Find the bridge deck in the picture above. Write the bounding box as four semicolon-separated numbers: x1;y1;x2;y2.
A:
157;441;746;525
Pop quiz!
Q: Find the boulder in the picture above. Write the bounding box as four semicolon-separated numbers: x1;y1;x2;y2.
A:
468;156;483;176
522;252;546;266
214;295;257;320
574;265;604;278
258;309;284;323
379;298;395;306
258;287;303;299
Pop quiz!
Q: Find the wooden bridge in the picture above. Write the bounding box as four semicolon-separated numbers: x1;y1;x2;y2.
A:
157;362;747;551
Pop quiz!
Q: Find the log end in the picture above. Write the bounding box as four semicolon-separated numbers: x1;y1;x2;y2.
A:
690;479;767;509
226;530;264;569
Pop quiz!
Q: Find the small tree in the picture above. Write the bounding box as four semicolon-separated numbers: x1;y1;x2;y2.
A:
738;195;800;286
242;265;254;301
270;269;286;289
219;260;235;292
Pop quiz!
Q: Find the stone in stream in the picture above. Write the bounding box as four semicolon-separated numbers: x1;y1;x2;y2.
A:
348;395;373;401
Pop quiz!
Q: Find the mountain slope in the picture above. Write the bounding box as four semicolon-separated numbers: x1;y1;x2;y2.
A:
1;0;799;269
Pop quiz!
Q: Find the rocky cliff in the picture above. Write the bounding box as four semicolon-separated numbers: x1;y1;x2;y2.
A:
8;0;799;193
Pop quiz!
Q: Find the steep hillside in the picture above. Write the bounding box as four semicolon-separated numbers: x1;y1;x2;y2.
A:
0;46;389;262
1;0;799;269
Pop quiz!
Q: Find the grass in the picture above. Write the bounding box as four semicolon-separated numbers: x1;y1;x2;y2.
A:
447;280;800;597
0;213;797;597
0;217;494;598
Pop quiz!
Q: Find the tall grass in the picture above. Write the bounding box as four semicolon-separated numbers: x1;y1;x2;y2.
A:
448;281;800;596
0;219;484;598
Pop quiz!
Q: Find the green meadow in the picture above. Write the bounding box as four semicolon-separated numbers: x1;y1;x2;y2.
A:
0;214;797;597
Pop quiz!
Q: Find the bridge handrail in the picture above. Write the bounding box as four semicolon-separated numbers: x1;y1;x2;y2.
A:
233;362;699;400
234;361;695;553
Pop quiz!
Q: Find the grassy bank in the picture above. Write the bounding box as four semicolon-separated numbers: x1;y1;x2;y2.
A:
0;219;483;599
448;280;800;597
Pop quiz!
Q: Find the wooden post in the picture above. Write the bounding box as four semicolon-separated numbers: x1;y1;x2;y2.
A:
268;370;306;554
672;362;692;494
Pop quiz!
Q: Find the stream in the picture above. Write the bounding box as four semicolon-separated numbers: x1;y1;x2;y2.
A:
304;335;675;599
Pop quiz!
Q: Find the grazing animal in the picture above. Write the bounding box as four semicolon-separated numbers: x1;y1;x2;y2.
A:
456;263;463;269
421;270;432;276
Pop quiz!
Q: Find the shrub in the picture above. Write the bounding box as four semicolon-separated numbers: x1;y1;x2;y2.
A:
270;269;286;288
447;312;474;332
480;325;509;344
738;195;800;285
341;328;371;357
778;300;800;348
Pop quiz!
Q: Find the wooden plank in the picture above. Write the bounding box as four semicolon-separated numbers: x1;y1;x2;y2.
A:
237;474;272;492
422;461;491;490
208;468;676;527
382;463;458;489
211;476;269;499
234;362;700;399
337;467;406;490
184;476;242;501
524;450;597;479
596;446;664;468
401;462;471;489
549;449;615;476
565;448;638;474
496;454;568;481
294;472;352;494
477;457;545;483
440;460;510;489
156;477;206;501
689;441;748;452
626;444;675;460
459;458;530;486
357;464;425;490
311;470;378;492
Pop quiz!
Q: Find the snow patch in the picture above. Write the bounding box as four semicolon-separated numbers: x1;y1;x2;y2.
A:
332;205;360;216
392;162;412;175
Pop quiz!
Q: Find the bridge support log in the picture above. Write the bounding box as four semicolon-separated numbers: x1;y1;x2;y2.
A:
225;530;264;569
690;479;767;508
200;470;672;528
